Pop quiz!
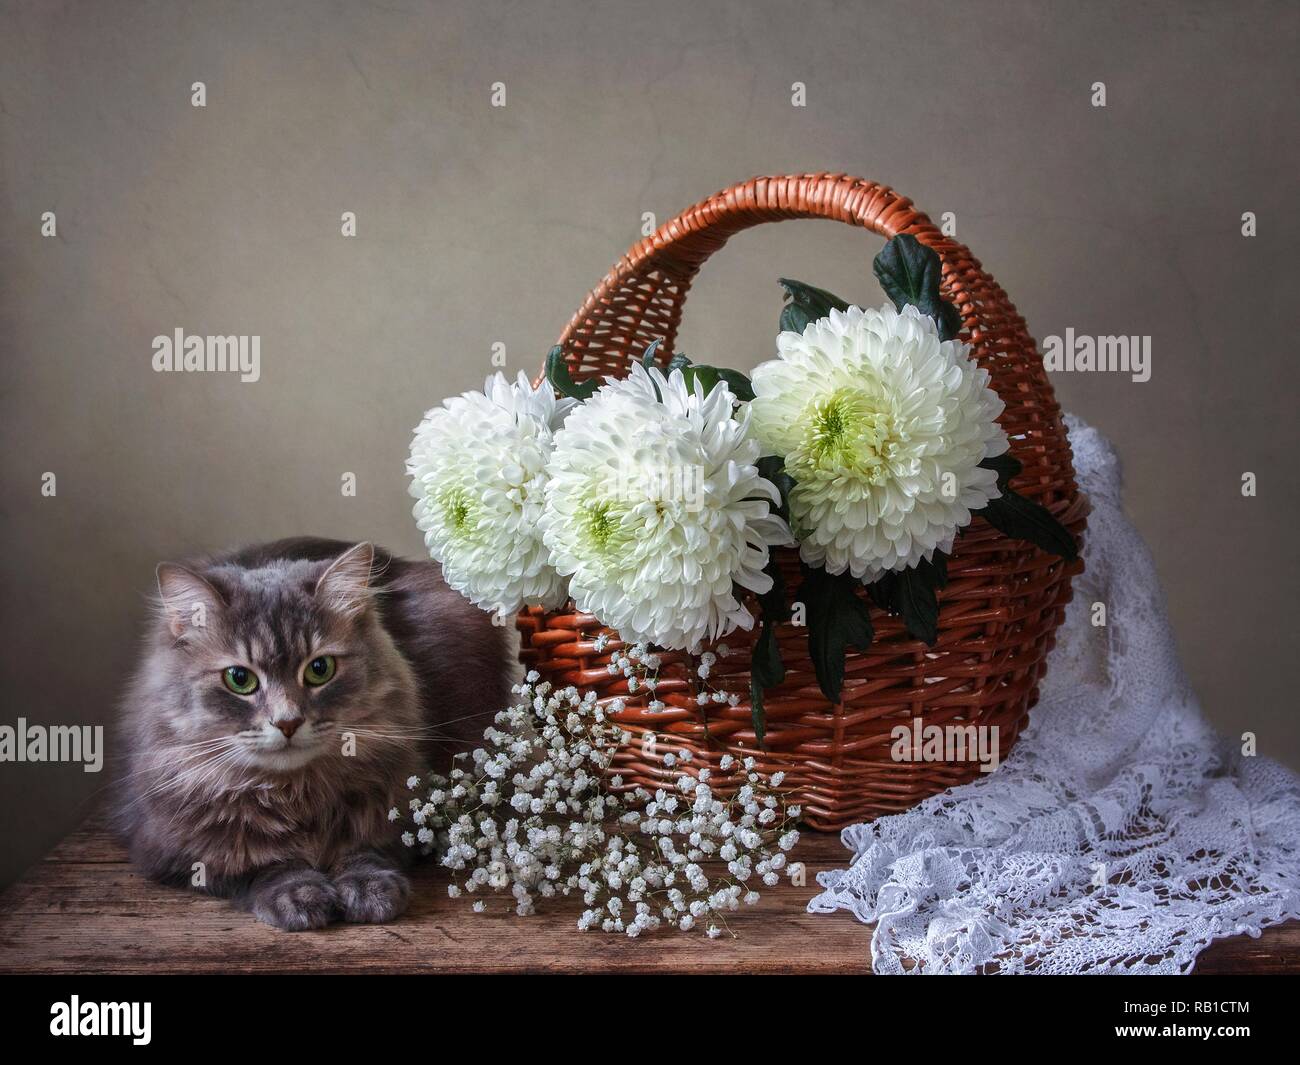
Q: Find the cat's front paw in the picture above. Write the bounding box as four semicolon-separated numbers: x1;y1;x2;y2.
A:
250;867;341;931
333;854;410;924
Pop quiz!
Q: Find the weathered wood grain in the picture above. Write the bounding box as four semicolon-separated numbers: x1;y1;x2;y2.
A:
0;817;1295;974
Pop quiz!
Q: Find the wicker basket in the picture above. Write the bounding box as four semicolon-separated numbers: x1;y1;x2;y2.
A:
517;173;1087;831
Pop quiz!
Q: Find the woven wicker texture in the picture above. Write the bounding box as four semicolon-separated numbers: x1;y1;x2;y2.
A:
518;173;1087;830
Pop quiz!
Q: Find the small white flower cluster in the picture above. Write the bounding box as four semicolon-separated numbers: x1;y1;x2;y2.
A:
397;655;800;939
605;641;748;721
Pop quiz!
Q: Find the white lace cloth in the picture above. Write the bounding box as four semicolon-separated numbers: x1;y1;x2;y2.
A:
808;417;1300;973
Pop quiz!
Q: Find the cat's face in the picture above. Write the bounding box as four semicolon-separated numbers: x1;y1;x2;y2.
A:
154;543;399;773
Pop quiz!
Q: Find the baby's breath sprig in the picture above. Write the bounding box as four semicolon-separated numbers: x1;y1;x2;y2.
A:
394;643;800;939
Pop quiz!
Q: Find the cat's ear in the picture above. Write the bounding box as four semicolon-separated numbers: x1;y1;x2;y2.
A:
156;563;225;638
315;542;375;618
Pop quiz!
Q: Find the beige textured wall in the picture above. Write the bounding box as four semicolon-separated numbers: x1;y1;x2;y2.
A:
2;0;1297;889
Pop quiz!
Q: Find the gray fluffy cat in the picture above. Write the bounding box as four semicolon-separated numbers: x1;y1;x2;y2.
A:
112;537;510;931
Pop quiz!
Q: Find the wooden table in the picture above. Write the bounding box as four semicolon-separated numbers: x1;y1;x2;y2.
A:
1;816;1296;974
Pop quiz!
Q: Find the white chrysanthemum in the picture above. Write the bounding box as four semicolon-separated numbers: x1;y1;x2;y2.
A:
408;371;574;617
540;363;792;652
749;303;1008;580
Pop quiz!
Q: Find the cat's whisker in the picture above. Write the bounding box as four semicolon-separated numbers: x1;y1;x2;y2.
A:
336;735;441;745
148;737;235;751
333;708;499;735
124;744;247;809
154;751;250;822
142;736;242;757
335;728;455;742
421;708;502;727
110;739;243;790
158;749;251;829
335;727;450;736
333;731;441;740
340;717;496;733
85;740;241;807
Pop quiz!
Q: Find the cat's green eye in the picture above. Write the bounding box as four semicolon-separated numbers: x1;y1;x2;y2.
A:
222;666;259;696
303;655;336;687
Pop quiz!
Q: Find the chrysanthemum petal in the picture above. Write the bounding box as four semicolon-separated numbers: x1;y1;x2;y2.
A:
749;304;1007;580
407;372;573;616
541;365;791;651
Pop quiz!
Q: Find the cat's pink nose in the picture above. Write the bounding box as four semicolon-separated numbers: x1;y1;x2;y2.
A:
274;716;304;740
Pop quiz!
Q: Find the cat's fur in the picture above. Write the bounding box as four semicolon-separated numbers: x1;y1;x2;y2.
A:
111;537;511;930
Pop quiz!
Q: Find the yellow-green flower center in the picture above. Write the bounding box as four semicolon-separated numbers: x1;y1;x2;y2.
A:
585;502;615;548
439;486;475;538
798;387;902;486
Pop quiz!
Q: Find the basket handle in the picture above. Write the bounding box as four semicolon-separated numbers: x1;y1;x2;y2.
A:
623;172;927;275
548;172;1011;384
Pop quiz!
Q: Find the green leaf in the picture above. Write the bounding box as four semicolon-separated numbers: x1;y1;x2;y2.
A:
545;345;597;401
779;303;810;336
755;551;788;622
893;565;940;646
979;452;1023;491
639;342;753;403
755;456;795;523
751;622;785;690
640;337;665;370
927;551;949;591
778;278;851;335
980;488;1078;562
749;675;767;751
869;553;946;611
937;302;963;340
713;367;755;402
800;566;874;704
680;364;720;397
747;556;788;751
674;363;755;402
866;571;896;612
748;621;785;754
748;619;784;751
872;234;962;341
873;234;938;313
